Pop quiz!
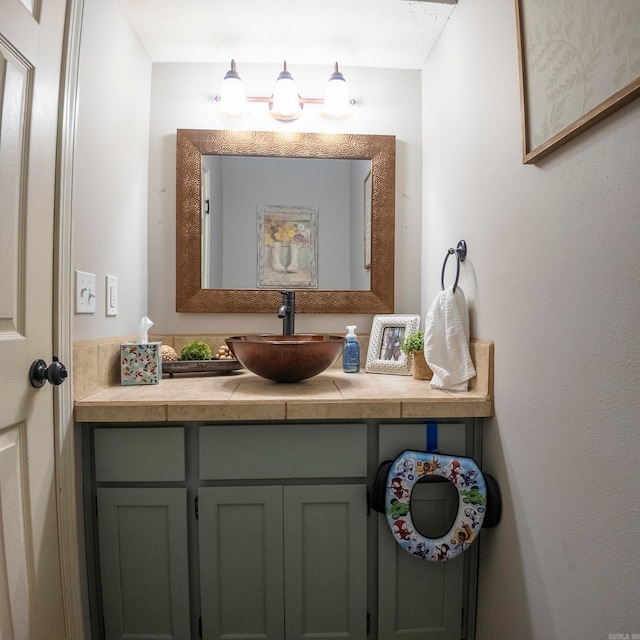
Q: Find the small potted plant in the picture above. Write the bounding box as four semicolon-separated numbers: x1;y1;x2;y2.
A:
400;331;432;380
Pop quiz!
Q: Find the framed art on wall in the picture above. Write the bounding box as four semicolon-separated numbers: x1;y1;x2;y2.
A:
516;0;640;163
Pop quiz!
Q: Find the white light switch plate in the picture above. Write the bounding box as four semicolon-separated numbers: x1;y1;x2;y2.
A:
75;270;96;313
105;275;118;316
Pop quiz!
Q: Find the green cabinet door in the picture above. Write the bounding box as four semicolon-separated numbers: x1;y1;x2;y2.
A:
377;485;464;639
198;486;285;640
199;484;367;640
96;487;191;640
377;423;468;640
284;485;367;640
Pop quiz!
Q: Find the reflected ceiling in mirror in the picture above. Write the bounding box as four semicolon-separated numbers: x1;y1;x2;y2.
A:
176;129;395;314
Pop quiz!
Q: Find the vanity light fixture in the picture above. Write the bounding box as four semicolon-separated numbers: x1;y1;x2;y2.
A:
321;62;353;119
269;61;303;121
218;59;247;117
216;60;356;121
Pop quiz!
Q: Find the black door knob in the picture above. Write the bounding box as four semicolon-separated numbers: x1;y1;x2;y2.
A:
29;357;69;388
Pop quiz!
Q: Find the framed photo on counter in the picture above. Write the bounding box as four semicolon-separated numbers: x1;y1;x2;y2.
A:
365;314;420;375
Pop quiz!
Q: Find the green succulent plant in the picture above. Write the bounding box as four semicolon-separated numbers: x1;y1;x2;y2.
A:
400;330;424;355
180;341;212;361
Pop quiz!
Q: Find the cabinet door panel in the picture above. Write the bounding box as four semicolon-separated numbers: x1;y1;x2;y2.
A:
379;423;467;461
378;421;478;639
378;483;463;640
94;427;185;482
199;424;367;480
96;488;191;640
199;486;284;640
284;485;367;640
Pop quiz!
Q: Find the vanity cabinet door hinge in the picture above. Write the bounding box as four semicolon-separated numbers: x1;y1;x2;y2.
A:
195;495;199;520
366;491;371;516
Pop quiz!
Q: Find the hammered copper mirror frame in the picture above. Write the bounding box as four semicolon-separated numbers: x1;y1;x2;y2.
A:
176;129;395;314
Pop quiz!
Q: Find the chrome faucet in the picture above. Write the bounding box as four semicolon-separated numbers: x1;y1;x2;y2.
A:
277;290;295;335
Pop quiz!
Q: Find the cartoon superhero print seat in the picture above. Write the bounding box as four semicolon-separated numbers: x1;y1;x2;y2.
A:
372;450;501;562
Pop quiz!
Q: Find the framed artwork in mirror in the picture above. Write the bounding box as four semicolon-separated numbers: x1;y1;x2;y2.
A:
257;205;318;288
365;314;420;375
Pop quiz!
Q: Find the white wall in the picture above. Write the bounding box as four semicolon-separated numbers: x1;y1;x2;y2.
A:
147;63;422;335
72;0;152;341
422;1;640;638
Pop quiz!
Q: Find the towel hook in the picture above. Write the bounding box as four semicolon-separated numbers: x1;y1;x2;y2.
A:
441;240;467;293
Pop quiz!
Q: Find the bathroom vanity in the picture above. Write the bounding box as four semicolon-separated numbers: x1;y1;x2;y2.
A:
76;340;493;640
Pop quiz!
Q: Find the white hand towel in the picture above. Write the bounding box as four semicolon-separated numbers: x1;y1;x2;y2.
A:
424;285;476;391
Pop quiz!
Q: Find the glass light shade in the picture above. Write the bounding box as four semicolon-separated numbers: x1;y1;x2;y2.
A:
269;62;303;121
321;63;353;118
218;61;246;117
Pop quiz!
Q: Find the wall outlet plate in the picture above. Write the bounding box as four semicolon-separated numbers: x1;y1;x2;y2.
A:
105;275;118;316
75;270;96;313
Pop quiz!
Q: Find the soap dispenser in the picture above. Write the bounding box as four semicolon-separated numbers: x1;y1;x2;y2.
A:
343;325;360;373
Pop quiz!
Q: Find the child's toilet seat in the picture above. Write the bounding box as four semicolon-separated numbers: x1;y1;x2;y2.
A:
380;450;488;561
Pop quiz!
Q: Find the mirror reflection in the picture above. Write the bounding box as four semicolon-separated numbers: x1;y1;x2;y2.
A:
202;156;372;291
176;129;395;314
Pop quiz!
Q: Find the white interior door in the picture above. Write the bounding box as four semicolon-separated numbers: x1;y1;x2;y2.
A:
0;0;69;638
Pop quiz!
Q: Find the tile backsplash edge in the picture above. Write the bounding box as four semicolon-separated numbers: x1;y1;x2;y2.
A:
72;333;368;400
72;334;491;402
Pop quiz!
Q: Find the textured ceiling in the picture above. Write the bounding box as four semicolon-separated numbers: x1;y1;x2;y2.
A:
117;0;457;69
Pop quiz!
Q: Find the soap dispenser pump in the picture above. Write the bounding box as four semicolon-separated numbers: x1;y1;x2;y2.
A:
343;325;360;373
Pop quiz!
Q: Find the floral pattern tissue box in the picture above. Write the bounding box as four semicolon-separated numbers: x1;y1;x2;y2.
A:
120;342;161;385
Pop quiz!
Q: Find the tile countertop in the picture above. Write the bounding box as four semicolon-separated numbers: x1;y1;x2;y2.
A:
74;339;494;423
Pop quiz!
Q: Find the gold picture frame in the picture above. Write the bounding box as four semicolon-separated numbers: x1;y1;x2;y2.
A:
515;0;640;164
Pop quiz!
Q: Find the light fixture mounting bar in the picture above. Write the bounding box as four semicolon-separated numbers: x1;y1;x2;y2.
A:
216;60;355;120
216;96;356;106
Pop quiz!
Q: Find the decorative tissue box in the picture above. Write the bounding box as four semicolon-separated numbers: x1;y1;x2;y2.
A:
120;342;161;385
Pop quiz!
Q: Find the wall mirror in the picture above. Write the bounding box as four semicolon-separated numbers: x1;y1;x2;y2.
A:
176;129;395;313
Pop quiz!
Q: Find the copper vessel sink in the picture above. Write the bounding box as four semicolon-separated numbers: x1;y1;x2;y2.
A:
225;334;345;383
